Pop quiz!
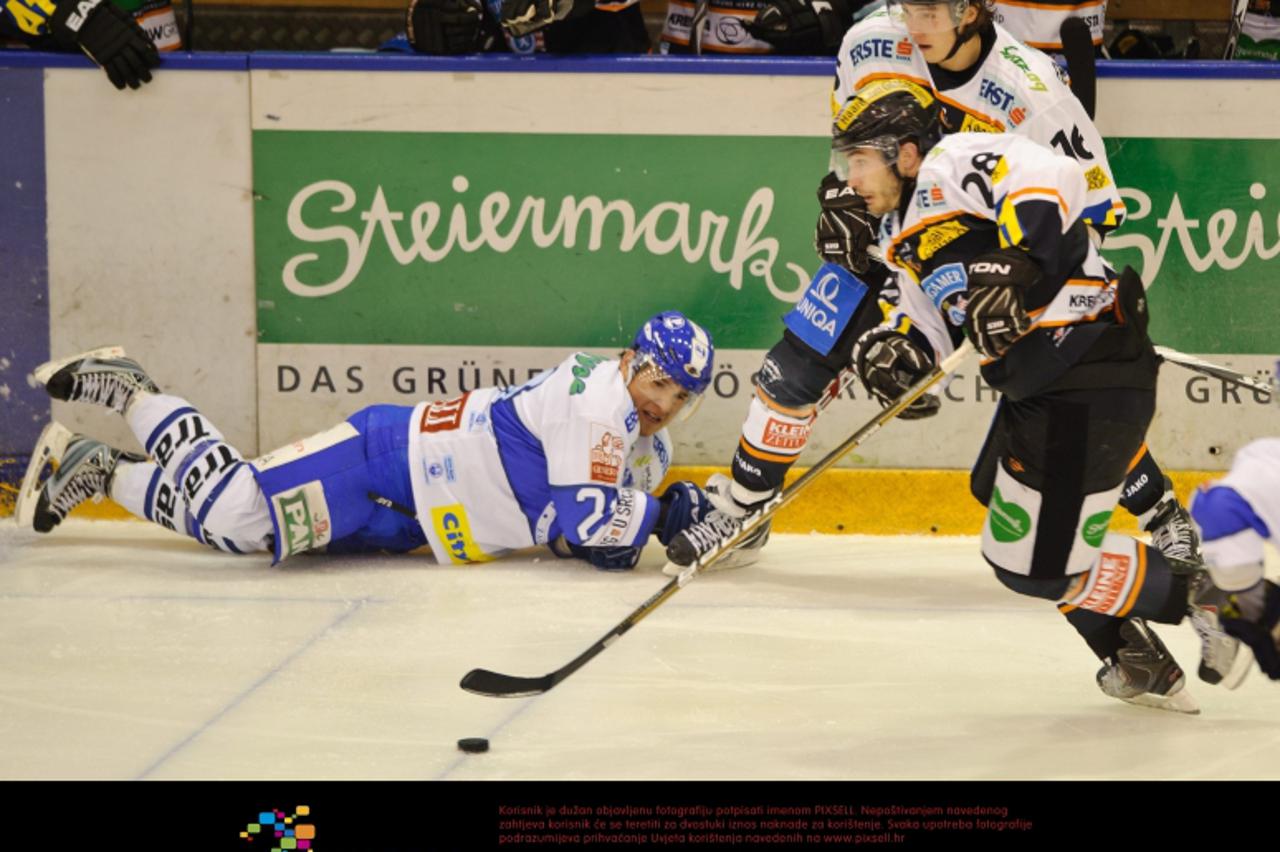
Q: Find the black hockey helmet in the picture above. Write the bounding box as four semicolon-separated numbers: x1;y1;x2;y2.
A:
831;79;943;165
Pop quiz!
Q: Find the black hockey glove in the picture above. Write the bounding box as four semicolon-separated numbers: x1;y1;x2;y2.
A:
745;0;859;55
815;171;879;275
407;0;495;54
49;0;159;91
853;327;940;420
549;535;641;571
499;0;576;37
963;248;1039;360
1220;579;1280;680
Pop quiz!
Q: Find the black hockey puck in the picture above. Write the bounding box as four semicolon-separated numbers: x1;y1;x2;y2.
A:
457;737;489;753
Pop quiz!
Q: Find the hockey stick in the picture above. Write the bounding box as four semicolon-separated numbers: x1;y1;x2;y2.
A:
1060;16;1097;119
459;340;975;698
1155;345;1273;397
1224;0;1249;60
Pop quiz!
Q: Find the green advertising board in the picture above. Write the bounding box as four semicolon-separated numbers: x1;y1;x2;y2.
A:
254;131;1277;356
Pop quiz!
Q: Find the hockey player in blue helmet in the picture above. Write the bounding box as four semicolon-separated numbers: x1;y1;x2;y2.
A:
17;312;718;572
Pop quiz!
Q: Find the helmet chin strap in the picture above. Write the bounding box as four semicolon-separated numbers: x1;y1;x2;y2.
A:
939;17;981;63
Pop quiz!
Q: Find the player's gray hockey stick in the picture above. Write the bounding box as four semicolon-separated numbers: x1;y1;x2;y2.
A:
1154;346;1273;397
1224;0;1249;60
459;340;975;698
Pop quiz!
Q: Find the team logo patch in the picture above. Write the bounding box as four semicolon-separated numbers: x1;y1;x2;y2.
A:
431;503;492;564
1084;165;1111;190
917;220;969;260
273;482;333;558
1079;552;1130;613
959;113;1002;133
589;424;625;484
919;262;969;326
420;393;469;433
763;417;810;450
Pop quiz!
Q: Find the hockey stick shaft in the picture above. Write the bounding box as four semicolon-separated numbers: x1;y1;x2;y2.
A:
1224;0;1249;60
459;341;975;698
1154;345;1273;397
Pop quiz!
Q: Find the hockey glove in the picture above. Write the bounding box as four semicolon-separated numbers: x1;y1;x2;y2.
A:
654;480;712;547
853;327;940;420
49;0;159;91
815;172;879;275
963;248;1039;360
745;0;859;55
549;535;642;571
499;0;576;37
1219;579;1280;680
407;0;495;54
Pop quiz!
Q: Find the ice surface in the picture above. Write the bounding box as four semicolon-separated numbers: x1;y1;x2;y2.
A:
2;520;1278;780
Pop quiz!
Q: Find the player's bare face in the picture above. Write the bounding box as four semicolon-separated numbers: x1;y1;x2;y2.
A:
628;371;691;436
844;149;901;216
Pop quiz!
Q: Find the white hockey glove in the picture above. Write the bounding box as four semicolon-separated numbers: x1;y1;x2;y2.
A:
853;327;940;420
963;248;1039;360
815;172;880;275
499;0;576;36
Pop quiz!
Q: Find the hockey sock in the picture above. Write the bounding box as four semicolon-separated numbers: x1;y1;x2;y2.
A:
1059;533;1189;626
732;392;814;500
1060;606;1126;661
123;393;271;552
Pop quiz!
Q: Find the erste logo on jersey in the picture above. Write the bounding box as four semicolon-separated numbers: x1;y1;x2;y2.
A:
847;36;912;65
915;183;945;210
589;424;624;484
977;79;1027;126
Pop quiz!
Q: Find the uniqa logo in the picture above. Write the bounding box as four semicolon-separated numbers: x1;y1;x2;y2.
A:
281;178;809;302
1107;183;1280;287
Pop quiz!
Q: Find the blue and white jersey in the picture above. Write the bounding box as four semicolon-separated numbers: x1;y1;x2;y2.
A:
407;352;669;564
1191;438;1280;589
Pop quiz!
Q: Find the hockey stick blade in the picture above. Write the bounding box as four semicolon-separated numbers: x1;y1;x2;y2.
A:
459;341;975;698
1154;345;1273;397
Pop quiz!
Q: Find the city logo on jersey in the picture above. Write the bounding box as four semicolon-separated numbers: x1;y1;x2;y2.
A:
919;262;968;326
431;504;492;564
998;46;1050;93
273;483;333;558
763;417;810;450
988;486;1031;543
420;392;469;433
1081;510;1113;548
589;424;625;484
1078;551;1130;613
916;220;969;261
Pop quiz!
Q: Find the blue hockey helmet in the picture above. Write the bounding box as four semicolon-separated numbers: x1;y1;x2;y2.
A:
630;311;715;397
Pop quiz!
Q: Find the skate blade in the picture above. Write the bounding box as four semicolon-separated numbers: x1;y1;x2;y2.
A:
14;421;74;529
30;346;127;387
1222;646;1253;691
1120;683;1201;715
662;548;757;577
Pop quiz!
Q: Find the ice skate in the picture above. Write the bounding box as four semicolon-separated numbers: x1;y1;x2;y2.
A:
32;346;159;414
664;473;770;575
1144;481;1202;564
1096;618;1200;714
1188;570;1253;689
20;431;141;533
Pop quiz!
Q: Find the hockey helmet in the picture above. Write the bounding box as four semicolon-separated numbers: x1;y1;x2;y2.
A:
831;79;943;170
630;311;715;397
886;0;975;34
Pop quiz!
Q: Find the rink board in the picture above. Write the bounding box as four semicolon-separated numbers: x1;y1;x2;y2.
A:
1;54;1277;523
